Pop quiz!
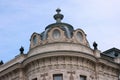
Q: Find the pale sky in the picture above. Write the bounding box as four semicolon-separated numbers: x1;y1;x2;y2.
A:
0;0;120;63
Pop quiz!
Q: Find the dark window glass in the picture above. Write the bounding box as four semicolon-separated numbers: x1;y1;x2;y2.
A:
53;74;63;80
80;75;86;80
32;78;37;80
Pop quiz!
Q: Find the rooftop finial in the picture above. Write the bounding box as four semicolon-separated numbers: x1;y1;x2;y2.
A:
93;41;98;50
0;60;4;65
19;46;24;54
54;8;64;23
56;8;61;13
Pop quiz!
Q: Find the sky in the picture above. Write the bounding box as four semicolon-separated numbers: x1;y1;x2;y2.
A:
0;0;120;63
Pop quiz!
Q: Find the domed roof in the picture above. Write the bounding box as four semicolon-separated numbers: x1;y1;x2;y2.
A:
45;8;73;30
45;22;74;33
40;8;75;40
29;9;90;50
45;8;74;37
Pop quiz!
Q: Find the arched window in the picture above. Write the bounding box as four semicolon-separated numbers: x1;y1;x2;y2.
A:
52;29;61;40
76;32;83;42
33;35;37;45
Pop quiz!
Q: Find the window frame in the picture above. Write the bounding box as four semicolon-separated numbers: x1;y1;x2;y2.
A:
53;74;63;80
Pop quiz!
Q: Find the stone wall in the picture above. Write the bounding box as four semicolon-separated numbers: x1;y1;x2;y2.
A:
24;56;96;80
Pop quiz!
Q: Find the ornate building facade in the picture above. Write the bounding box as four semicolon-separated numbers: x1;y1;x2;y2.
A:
0;9;120;80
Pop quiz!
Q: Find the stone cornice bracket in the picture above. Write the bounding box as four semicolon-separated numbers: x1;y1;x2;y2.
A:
67;71;75;74
67;71;75;80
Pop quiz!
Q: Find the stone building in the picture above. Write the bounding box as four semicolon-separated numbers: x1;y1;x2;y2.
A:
0;9;120;80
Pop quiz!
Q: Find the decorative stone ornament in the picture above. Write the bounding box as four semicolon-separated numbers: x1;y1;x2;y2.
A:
0;60;3;65
54;8;64;23
72;29;86;44
93;42;98;50
47;27;66;43
19;46;24;54
30;32;41;48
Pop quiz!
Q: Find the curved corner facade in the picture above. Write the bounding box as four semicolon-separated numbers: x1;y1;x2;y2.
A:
0;9;120;80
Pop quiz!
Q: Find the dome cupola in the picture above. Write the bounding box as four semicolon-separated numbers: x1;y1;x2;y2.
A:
29;9;90;52
45;8;74;38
